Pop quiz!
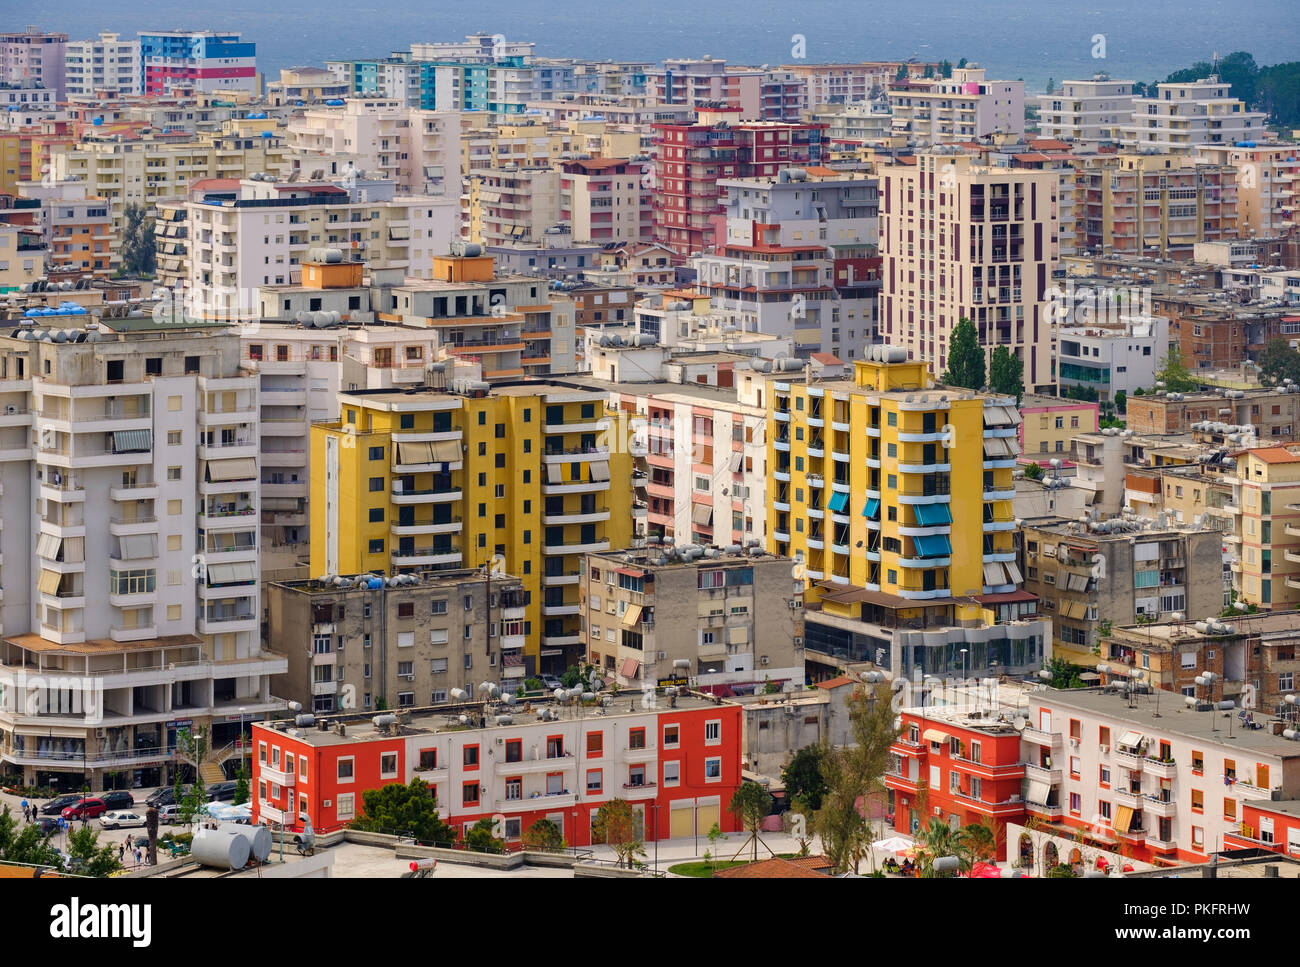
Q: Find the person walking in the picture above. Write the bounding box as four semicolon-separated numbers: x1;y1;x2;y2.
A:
118;843;125;864
134;847;141;867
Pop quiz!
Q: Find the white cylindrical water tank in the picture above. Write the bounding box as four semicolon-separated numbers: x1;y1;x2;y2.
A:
220;822;272;862
192;827;251;870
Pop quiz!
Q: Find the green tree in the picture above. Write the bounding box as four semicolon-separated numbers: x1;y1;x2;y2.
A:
1255;61;1300;127
938;59;953;78
522;818;566;852
0;805;63;869
233;762;250;807
464;818;505;853
729;782;774;861
523;677;543;693
895;64;908;82
957;57;968;69
1155;345;1198;392
706;822;725;871
65;825;122;877
350;778;456;843
812;683;899;874
781;744;829;812
1257;338;1300;386
955;820;998;875
1023;462;1044;481
917;818;960;877
592;799;645;869
175;727;209;826
120;203;156;277
1165;51;1258;105
942;318;985;390
923;65;935;78
1113;390;1127;413
1043;656;1085;689
988;346;1024;403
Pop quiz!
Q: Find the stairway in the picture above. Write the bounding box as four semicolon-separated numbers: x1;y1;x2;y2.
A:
199;761;226;784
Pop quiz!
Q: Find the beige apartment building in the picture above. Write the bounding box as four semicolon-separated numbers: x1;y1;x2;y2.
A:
1075;152;1239;259
580;548;804;693
1121;79;1269;151
1195;143;1300;236
1036;76;1135;145
268;569;527;713
887;66;1025;143
878;150;1058;391
1227;446;1300;612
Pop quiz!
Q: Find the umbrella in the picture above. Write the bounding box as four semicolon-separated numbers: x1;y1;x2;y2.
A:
1123;863;1135;873
872;836;914;854
971;862;1003;878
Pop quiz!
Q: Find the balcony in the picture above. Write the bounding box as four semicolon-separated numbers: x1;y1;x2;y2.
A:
542;510;611;526
108;515;157;537
1143;757;1177;779
392;486;462;505
1021;726;1061;748
1113;748;1142;770
390;519;462;537
1143;795;1176;818
543;539;610;556
1024;763;1062;785
391;547;462;567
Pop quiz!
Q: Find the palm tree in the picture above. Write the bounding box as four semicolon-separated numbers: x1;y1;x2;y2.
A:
917;818;959;877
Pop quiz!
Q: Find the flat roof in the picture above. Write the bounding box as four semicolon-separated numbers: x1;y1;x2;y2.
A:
1040;687;1300;758
4;632;202;654
257;692;731;749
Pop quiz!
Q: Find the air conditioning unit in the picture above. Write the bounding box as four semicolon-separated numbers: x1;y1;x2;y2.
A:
788;600;801;609
1100;744;1110;754
656;651;667;660
3;404;15;415
760;656;769;665
793;636;804;646
1069;738;1080;749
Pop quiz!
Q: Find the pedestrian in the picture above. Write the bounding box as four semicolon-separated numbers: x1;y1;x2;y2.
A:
124;833;132;850
134;847;141;867
118;843;125;863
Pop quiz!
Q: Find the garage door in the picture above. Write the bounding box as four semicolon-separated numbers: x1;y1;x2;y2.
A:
696;802;719;836
670;806;694;839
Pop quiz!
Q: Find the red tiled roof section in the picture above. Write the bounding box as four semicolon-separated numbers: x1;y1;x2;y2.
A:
814;675;857;690
1245;446;1300;464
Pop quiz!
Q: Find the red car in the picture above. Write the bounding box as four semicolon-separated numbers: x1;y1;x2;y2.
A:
61;798;106;820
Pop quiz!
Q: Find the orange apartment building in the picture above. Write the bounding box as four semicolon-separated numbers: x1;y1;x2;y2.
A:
45;195;113;279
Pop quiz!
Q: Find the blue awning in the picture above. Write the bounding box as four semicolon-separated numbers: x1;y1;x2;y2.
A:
914;503;953;526
913;534;953;558
828;491;849;513
863;497;880;519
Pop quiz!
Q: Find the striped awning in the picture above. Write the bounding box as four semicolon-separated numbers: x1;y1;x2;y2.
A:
692;503;713;525
913;534;952;558
432;441;461;463
590;461;611;482
396;442;435;465
38;569;62;595
118;535;157;560
621;604;642;627
914;503;952;526
207;562;257;585
983;562;1008;585
863;497;880;519
620;657;640;679
207;458;256;481
828;491;850;514
111;429;152;453
546;463;562;483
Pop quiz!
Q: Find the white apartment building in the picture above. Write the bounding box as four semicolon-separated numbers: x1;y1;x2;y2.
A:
1036;76;1135;145
185;177;458;319
65;32;141;97
287;98;460;199
878;151;1059;392
1057;314;1169;402
815;103;895;145
888;66;1025;143
0;321;286;789
1121;79;1269;151
1026;687;1300;862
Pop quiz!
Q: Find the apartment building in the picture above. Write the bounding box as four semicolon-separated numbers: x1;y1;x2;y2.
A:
0;318;286;790
310;380;634;675
695;168;881;360
37;191;113;281
249;690;743;843
1036;76;1135;144
268;569;526;713
781;62;917;109
0;223;46;290
766;349;1051;680
287;99;459;198
1195;143;1300;236
649;58;760;117
0;28;66;100
558;158;652;245
139;30;257;96
1020;516;1225;666
1018;394;1099;462
1057;315;1169;402
266;67;350;106
879;151;1058;392
65;32;141;97
888;67;1025;143
1074;152;1239;259
51;129;294;233
467;167;561;248
650;106;826;257
1126;388;1300;439
1121;78;1268;151
814;103;896;147
1024;687;1300;864
580;548;802;692
1226;446;1300;612
885;703;1029;858
184;177;456;320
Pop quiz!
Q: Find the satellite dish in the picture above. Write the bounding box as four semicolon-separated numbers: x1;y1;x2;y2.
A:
1013;715;1027;732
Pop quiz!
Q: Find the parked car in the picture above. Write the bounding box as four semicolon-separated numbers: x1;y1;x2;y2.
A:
157;804;182;825
541;675;563;691
33;816;60;834
98;790;136;811
207;781;237;803
101;810;147;830
61;798;106;821
146;786;187;809
41;794;85;816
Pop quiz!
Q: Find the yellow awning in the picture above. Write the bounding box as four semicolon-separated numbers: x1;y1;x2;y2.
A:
922;728;949;744
38;569;62;595
621;604;642;627
396;442;435;465
1114;804;1134;834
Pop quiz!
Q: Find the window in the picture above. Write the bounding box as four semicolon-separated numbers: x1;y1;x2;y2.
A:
258;742;267;764
587;732;603;757
506;739;522;763
1224;798;1237;821
705;721;720;744
432;599;447;615
380;753;398;778
1069;792;1081;814
419;749;437;770
397;601;414;618
300;756;308;780
629;728;646;750
398;692;414;708
704;757;722;782
663;724;680;748
463;783;480;806
1191;789;1204;812
663;761;680;786
505;778;522;801
1192;750;1204;773
337;757;354;782
464;745;479;768
587;769;602;792
1100;766;1110;786
336;793;355;820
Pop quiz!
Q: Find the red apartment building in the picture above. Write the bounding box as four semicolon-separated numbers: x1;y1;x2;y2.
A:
650;106;826;257
250;693;744;847
1224;800;1300;856
884;708;1028;860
